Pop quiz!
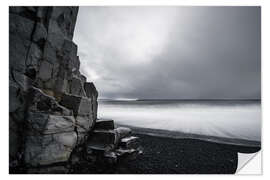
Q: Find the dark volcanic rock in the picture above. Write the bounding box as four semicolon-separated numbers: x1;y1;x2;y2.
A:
115;127;132;139
87;130;118;151
95;119;115;130
60;93;92;116
27;87;72;116
84;82;98;118
70;76;87;97
120;136;140;149
26;112;76;135
9;6;98;171
24;131;77;166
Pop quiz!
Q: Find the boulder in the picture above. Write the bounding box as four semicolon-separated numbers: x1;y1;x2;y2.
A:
87;130;118;151
115;127;132;139
120;136;140;149
115;148;137;157
115;148;140;162
95;119;115;130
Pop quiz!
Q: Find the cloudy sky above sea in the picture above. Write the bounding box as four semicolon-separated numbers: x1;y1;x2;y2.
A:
74;6;261;100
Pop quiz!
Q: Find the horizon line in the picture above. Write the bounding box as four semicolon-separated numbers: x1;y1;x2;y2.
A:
98;98;261;101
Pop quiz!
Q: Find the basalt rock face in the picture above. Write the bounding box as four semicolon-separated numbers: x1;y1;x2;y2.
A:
10;6;142;174
9;7;98;171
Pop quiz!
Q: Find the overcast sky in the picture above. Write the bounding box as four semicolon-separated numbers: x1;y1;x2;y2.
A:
74;6;260;100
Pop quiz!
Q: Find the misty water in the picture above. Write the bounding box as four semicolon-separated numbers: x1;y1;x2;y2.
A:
98;100;261;144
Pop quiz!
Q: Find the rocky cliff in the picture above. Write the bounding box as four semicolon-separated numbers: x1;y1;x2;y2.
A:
9;6;98;170
9;6;142;174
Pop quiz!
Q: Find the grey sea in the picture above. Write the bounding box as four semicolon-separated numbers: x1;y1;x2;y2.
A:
98;100;261;146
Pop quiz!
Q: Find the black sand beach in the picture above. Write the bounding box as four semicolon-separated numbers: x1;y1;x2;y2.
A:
11;127;261;174
71;127;260;174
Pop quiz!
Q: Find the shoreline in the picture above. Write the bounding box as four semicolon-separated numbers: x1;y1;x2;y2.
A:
116;123;261;148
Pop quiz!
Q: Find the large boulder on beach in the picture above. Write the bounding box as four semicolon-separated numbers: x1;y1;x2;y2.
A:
95;119;115;130
85;126;143;166
87;130;118;151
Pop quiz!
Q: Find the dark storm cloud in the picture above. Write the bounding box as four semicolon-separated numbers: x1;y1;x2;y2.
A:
74;6;260;99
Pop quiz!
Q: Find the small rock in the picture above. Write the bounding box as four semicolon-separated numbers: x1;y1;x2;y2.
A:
115;127;132;139
120;136;140;149
95;119;115;130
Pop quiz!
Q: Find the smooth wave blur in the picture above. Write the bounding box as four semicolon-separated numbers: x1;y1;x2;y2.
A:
98;100;261;142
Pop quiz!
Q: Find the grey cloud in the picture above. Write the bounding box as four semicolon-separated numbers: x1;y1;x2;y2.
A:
74;6;261;99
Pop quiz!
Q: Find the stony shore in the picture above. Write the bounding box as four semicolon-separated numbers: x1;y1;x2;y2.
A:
70;131;260;174
11;127;260;174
